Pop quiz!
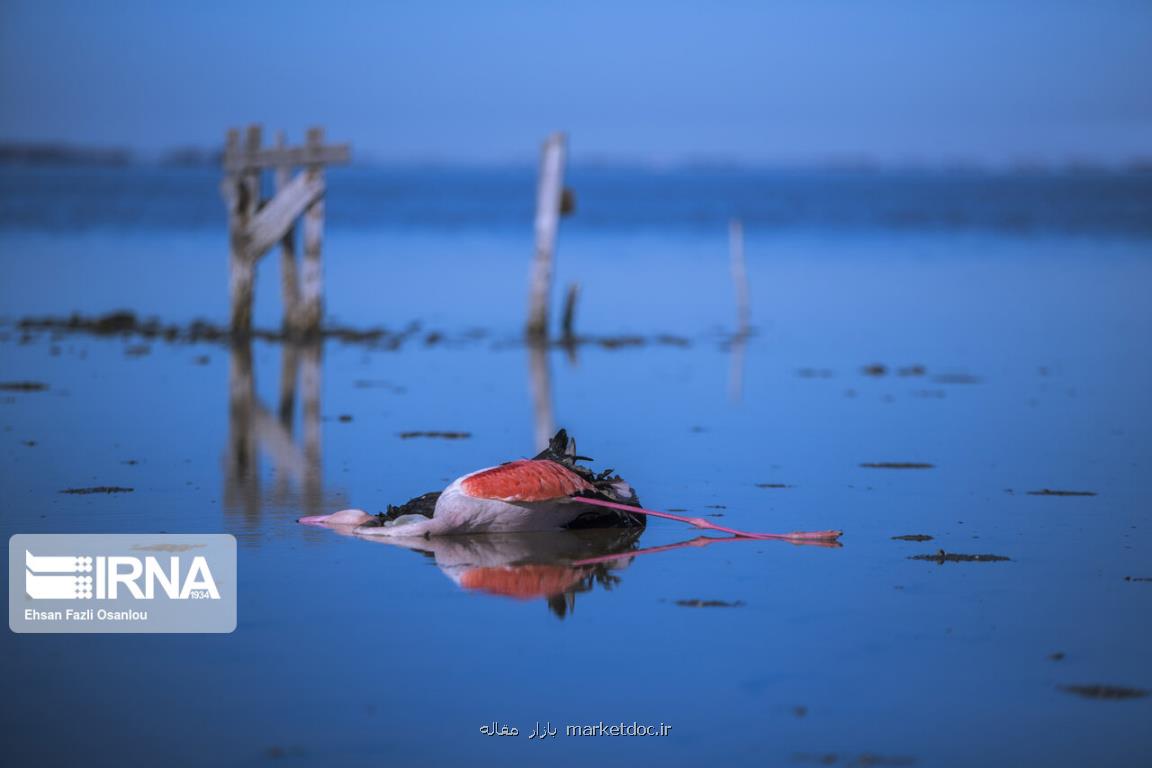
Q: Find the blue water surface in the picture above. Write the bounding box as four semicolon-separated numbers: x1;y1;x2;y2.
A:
1;167;1150;766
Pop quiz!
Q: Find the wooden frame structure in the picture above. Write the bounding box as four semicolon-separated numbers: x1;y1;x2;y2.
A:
221;124;351;335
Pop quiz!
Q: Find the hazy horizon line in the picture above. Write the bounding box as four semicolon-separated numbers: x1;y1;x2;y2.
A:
2;138;1151;175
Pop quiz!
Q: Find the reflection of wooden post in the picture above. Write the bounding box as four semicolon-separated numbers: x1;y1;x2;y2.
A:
526;132;567;340
275;131;302;334
229;124;262;334
560;282;580;343
301;342;323;515
528;340;555;452
224;341;260;517
278;342;299;428
300;128;326;335
728;335;746;403
222;340;347;520
730;218;750;338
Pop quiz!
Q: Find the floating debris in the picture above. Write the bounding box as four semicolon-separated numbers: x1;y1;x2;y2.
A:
1060;684;1148;700
337;414;353;423
897;365;926;377
59;486;134;495
0;381;48;392
861;462;935;470
892;534;934;542
674;599;746;608
793;753;916;766
862;363;887;376
1049;652;1066;661
909;549;1009;563
398;431;471;440
1123;576;1152;583
1027;489;1097;497
756;483;793;489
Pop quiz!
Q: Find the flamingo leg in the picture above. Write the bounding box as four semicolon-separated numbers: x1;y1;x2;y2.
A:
572;496;842;542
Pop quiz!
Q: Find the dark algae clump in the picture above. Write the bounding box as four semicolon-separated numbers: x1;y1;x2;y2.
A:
909;549;1010;563
674;599;746;608
1027;489;1098;497
861;462;935;469
1060;685;1148;700
0;381;48;391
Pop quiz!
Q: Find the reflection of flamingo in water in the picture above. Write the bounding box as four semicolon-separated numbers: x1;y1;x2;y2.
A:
310;524;837;619
358;528;644;619
300;429;842;542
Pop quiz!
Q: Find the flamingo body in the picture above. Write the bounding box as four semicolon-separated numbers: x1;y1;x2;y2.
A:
299;430;644;537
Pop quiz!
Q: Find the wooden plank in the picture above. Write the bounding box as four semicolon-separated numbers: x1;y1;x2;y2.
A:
274;131;302;333
223;143;351;172
525;132;567;339
245;171;325;260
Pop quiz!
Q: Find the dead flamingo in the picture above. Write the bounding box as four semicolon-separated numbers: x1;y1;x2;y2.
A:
298;429;841;542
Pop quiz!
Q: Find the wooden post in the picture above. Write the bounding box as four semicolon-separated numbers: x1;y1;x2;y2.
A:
222;125;348;336
299;127;326;335
526;132;567;340
275;131;302;334
729;218;750;337
229;124;263;334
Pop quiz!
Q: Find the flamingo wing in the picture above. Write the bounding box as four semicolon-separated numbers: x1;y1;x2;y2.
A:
461;460;594;502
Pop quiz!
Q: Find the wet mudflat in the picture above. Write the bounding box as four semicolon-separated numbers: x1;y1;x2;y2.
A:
2;175;1151;766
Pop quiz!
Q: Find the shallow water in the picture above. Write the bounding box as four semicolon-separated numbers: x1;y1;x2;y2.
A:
2;168;1151;766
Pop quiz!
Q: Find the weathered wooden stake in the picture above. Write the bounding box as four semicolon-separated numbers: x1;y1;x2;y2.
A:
228;125;263;333
274;131;302;333
526;132;567;340
222;124;349;336
299;127;326;334
729;218;750;337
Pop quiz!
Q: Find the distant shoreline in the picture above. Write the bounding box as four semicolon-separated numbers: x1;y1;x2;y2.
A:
2;141;1151;175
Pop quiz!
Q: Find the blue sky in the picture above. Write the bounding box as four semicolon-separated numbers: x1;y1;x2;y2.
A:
1;0;1150;165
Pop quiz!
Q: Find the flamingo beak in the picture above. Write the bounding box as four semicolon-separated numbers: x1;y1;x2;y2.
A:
298;509;374;526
